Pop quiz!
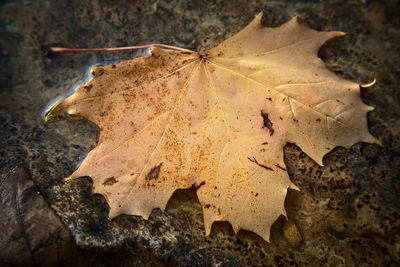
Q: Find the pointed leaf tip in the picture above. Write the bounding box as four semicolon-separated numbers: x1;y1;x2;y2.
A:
374;138;383;147
44;99;63;122
205;228;211;236
64;175;74;182
361;77;376;88
334;31;346;37
44;113;53;122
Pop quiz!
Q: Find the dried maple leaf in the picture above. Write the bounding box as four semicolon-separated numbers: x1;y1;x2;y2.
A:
47;12;376;241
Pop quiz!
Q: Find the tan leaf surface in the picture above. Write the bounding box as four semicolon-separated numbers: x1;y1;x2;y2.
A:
48;12;375;241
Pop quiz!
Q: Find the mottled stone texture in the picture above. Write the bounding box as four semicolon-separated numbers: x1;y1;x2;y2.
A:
0;0;399;266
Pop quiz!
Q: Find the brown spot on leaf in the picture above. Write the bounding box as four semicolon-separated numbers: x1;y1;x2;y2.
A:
83;84;93;92
261;110;274;136
103;177;118;186
146;163;163;180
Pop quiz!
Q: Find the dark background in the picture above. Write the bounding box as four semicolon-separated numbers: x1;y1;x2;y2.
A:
1;0;399;266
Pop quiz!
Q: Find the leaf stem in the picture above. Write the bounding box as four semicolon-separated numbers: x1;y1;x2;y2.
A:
47;44;194;53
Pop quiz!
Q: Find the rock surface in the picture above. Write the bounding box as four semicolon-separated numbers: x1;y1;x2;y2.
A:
1;0;399;266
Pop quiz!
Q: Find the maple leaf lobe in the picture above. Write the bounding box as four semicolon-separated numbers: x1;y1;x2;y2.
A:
48;12;375;242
